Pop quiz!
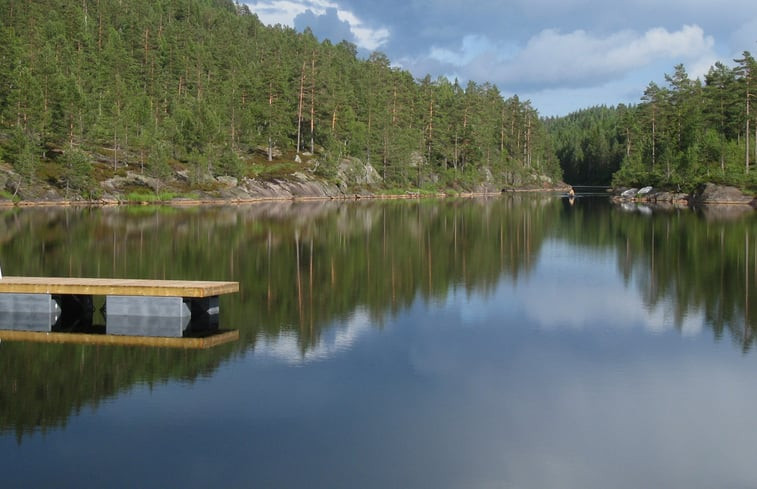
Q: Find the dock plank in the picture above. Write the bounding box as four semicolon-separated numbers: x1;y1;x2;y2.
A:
0;276;239;297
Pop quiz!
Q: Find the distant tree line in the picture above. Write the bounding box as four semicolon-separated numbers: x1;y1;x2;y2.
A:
545;106;625;185
548;54;757;191
0;0;561;196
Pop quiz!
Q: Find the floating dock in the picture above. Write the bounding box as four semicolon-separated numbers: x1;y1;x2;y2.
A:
0;276;240;344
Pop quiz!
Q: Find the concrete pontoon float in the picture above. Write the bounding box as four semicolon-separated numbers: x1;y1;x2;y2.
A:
0;276;240;347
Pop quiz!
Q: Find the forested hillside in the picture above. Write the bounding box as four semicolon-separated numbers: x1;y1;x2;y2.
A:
546;106;627;185
549;58;757;192
0;0;562;200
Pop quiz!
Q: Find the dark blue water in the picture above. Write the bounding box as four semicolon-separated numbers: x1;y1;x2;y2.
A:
2;196;756;488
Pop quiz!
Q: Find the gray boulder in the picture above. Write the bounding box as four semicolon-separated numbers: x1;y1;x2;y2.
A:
336;157;382;187
692;183;754;205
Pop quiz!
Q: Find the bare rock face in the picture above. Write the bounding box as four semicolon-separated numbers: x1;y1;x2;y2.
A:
239;177;340;199
216;176;238;188
101;171;162;193
691;183;755;205
336;158;382;187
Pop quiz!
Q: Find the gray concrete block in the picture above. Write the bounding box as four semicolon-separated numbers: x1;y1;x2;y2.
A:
0;293;60;314
106;315;191;337
106;296;191;317
0;312;58;332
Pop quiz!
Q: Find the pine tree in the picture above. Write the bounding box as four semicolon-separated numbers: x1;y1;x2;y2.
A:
734;51;756;174
704;62;739;173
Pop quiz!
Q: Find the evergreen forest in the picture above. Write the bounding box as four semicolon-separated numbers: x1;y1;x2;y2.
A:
1;0;756;198
0;0;561;199
548;58;757;191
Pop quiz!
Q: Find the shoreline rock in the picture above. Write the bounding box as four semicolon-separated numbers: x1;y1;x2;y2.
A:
690;183;756;206
611;183;756;208
0;178;569;207
1;159;570;207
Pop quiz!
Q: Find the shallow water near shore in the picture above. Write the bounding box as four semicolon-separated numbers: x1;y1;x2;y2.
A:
1;194;756;489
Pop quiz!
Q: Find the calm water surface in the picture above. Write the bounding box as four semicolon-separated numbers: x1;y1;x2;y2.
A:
2;195;757;488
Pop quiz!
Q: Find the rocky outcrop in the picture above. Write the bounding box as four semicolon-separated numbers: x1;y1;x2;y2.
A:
238;174;340;200
613;183;755;208
102;171;163;193
1;152;570;205
336;157;382;188
616;187;684;203
690;183;755;206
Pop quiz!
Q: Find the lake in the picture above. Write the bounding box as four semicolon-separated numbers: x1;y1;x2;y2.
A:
1;194;756;489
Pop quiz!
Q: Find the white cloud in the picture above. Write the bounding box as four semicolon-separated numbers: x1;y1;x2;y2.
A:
510;25;714;87
349;24;389;51
416;24;716;92
333;9;389;50
246;0;321;25
245;0;388;51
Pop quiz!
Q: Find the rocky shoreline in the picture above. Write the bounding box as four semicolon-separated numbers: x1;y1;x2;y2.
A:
0;172;567;208
6;156;750;209
611;183;756;208
0;157;571;207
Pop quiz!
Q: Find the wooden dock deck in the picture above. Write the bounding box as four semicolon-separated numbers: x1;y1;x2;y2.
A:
0;276;239;297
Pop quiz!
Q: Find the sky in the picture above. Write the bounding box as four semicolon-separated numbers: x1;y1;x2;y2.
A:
243;0;757;117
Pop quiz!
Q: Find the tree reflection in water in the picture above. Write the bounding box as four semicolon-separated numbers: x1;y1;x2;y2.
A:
0;196;754;439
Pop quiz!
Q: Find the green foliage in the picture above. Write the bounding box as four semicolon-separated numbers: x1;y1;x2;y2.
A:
8;128;39;184
0;0;557;197
313;157;338;180
547;106;634;185
60;146;94;197
217;145;245;179
187;149;209;185
552;57;757;191
0;189;17;201
146;140;172;192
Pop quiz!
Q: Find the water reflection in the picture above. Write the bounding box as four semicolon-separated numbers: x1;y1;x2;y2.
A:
558;197;757;345
254;308;373;365
0;196;755;444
